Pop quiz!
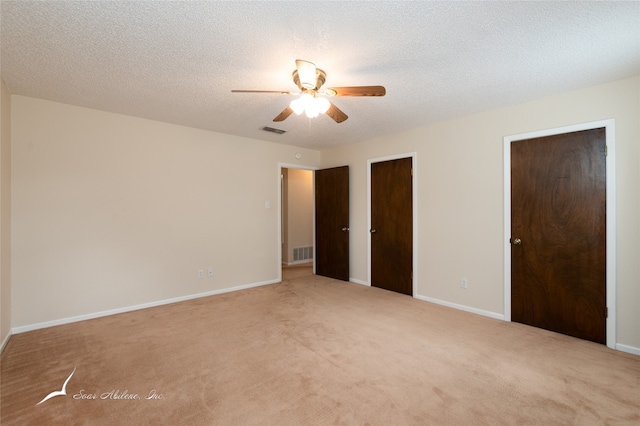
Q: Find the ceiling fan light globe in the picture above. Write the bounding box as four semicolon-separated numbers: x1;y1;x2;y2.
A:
316;97;330;113
305;99;320;118
300;93;314;111
290;99;305;115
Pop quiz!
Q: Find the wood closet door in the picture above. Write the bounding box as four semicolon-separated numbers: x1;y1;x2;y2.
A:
511;128;606;344
315;166;350;281
371;157;412;295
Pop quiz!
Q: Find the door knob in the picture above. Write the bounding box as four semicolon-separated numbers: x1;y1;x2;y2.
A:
342;227;350;232
370;229;377;233
512;238;522;245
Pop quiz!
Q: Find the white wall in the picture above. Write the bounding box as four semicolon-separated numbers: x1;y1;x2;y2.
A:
320;76;640;351
11;96;320;328
0;78;11;350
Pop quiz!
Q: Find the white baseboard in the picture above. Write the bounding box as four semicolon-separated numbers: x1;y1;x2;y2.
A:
0;331;11;354
283;260;313;266
10;280;638;357
12;278;280;334
415;295;638;356
616;343;640;356
414;294;505;321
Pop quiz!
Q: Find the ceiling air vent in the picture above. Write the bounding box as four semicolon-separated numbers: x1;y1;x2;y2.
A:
262;126;286;135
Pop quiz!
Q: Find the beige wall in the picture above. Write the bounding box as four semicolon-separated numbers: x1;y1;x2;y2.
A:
321;76;640;350
8;76;640;352
1;79;11;349
283;168;313;264
11;96;320;328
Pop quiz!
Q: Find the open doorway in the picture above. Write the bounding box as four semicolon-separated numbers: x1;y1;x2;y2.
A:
281;167;314;278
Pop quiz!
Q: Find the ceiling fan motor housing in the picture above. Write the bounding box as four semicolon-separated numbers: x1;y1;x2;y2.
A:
292;69;326;91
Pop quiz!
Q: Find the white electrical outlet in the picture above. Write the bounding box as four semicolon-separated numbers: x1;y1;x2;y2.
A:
198;269;204;279
461;278;468;289
207;267;213;277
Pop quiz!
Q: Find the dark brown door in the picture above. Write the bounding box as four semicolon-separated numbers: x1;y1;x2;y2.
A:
315;166;349;281
511;128;606;344
371;157;412;295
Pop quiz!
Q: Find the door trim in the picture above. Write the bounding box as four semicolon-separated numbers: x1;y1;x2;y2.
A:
367;152;418;296
503;120;616;349
277;163;318;283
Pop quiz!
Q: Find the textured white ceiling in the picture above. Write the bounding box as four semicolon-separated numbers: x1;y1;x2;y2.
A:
1;1;639;149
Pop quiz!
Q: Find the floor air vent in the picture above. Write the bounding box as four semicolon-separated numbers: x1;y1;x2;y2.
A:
293;246;313;262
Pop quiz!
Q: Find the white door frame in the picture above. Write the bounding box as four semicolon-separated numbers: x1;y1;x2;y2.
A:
367;152;418;296
503;119;616;349
277;163;318;283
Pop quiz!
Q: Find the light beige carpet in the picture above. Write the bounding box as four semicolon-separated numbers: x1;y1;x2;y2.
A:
1;265;639;425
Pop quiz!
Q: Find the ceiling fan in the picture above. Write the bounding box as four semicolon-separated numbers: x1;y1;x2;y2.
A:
232;59;385;123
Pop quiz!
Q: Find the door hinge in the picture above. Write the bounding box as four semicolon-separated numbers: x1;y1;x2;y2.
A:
605;307;608;318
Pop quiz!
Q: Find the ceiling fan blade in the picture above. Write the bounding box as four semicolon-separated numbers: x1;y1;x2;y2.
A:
232;90;293;95
273;106;294;122
326;102;348;123
325;86;386;97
